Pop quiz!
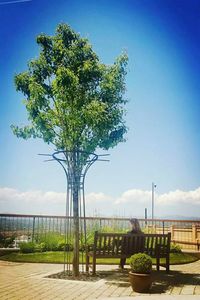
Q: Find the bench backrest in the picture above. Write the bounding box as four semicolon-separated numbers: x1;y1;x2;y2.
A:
144;233;171;257
93;231;171;257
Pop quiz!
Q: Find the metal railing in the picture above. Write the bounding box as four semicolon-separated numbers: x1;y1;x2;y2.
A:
0;213;199;250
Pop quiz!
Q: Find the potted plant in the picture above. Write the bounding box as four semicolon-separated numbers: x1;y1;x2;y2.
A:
129;253;153;293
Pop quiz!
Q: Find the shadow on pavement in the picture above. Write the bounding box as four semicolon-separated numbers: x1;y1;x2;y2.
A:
96;268;200;294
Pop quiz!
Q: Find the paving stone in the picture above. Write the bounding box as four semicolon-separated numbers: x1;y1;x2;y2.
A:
171;286;183;294
120;287;133;297
194;285;200;295
181;286;195;295
1;260;200;299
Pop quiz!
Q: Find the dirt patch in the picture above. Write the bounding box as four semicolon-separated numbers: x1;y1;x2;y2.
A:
46;270;111;282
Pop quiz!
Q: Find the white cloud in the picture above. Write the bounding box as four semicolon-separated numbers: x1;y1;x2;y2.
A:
157;188;200;206
0;187;65;205
86;192;113;204
0;186;200;217
114;187;200;207
115;189;151;204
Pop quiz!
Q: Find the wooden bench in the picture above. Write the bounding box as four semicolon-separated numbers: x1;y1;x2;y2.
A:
86;231;171;274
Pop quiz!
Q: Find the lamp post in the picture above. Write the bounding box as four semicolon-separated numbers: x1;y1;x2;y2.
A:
152;182;156;220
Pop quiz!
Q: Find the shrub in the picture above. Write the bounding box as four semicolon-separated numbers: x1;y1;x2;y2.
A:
0;234;16;248
57;242;73;251
35;242;47;252
4;237;15;248
170;243;182;253
19;242;36;253
37;232;65;251
130;253;152;274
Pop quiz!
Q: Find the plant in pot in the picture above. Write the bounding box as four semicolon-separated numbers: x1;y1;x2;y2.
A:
129;252;153;293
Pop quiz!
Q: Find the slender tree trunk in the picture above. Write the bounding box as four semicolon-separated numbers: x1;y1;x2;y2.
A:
72;182;79;276
72;150;80;277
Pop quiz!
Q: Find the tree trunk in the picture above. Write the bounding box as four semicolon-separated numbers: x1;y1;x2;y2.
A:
72;182;79;276
71;150;80;277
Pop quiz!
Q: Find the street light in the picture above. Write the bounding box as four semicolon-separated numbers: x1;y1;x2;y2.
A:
152;182;156;220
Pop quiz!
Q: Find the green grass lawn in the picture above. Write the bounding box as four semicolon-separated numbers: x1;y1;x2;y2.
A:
0;251;198;265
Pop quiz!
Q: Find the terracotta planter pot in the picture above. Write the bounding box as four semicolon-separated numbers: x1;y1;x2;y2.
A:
129;271;152;293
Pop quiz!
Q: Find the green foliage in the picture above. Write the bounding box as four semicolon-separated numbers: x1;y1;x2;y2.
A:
19;232;73;253
36;232;75;251
130;253;152;274
33;227;126;251
35;242;47;252
84;225;126;246
142;227;157;234
0;234;15;248
12;23;128;156
101;226;126;234
37;232;67;251
170;243;182;253
57;242;73;251
19;242;36;253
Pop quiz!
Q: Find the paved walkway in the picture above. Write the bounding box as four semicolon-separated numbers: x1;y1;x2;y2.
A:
0;260;200;299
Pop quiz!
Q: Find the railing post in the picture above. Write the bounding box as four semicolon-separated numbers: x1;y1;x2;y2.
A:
192;224;197;243
145;208;147;226
162;221;165;234
32;217;35;242
170;225;175;240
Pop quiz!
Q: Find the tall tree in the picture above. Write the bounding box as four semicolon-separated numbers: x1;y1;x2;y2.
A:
12;23;128;276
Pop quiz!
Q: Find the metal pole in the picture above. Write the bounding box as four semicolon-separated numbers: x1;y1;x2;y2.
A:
162;221;165;234
152;182;156;220
32;216;35;242
145;208;147;225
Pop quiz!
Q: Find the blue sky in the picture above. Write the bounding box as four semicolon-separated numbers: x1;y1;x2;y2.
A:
0;0;200;217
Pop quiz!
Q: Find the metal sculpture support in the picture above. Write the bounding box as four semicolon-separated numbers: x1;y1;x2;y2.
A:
39;150;109;276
